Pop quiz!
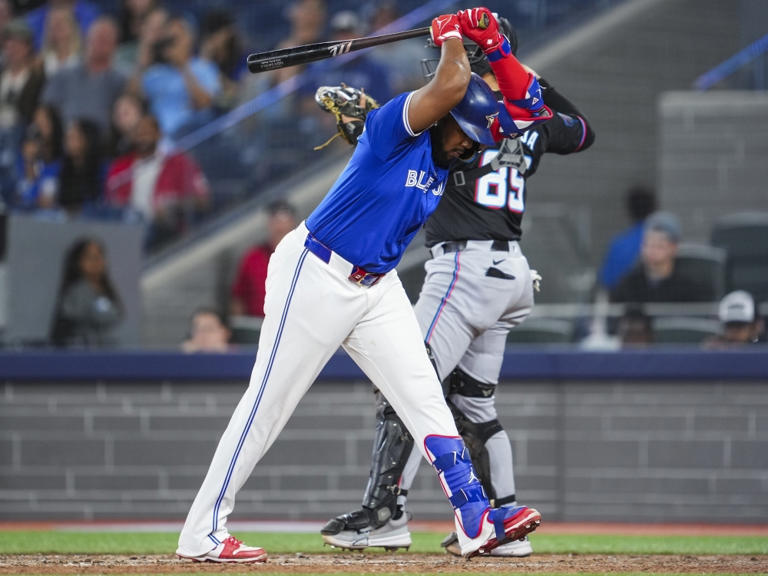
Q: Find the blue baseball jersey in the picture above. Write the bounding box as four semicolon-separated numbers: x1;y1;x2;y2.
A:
306;92;449;273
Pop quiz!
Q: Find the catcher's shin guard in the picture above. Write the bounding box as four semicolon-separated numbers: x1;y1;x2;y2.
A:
322;390;414;536
362;390;414;519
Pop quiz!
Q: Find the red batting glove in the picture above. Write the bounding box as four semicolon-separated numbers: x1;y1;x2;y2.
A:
430;13;462;48
457;7;503;53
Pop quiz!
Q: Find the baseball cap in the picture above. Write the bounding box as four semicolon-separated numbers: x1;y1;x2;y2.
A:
718;290;756;324
644;211;681;244
330;11;360;32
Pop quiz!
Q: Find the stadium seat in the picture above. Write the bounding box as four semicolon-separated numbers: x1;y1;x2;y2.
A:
652;316;721;345
506;317;574;344
710;212;768;302
674;243;726;302
229;315;263;345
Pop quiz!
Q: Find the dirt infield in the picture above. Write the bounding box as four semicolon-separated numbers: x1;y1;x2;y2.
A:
1;553;767;574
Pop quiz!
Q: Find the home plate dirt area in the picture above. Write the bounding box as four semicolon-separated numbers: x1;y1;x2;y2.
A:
1;553;767;574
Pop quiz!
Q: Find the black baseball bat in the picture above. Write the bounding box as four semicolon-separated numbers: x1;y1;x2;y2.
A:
247;26;431;74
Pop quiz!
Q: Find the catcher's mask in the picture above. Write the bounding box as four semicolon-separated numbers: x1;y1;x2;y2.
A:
421;15;517;80
449;72;500;147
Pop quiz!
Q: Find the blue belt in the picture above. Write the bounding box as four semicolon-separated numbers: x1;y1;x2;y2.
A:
304;234;384;287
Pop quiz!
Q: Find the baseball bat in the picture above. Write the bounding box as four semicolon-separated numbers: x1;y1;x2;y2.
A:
247;26;431;74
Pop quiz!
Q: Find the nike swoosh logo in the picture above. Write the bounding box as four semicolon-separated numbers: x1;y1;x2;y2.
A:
493;259;505;265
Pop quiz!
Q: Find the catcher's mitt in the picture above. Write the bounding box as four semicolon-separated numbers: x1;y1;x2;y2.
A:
314;84;379;149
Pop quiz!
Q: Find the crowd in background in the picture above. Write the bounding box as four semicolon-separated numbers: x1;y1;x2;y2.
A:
0;0;420;251
0;1;763;351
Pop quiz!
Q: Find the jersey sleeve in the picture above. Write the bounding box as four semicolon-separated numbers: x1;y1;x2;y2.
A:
537;78;595;154
362;92;419;159
539;112;591;155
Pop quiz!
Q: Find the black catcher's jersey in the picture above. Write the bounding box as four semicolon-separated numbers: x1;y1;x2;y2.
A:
424;84;593;247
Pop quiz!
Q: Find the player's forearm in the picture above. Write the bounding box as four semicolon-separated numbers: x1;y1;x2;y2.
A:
540;78;596;150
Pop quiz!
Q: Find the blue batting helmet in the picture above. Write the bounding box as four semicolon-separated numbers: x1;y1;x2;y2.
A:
449;73;499;146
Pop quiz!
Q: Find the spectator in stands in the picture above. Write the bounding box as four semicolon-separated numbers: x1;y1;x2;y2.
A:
118;3;167;77
304;10;393;102
25;0;99;51
108;90;145;156
610;211;710;304
0;19;45;203
41;15;125;134
57;117;103;212
0;0;13;34
704;290;764;348
181;306;232;353
50;235;123;347
200;8;245;111
599;184;657;290
366;1;428;93
138;14;221;139
40;4;82;76
117;0;157;48
14;103;63;209
230;200;297;318
105;111;210;249
268;0;327;87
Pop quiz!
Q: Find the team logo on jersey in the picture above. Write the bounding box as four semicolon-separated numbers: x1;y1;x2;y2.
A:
405;169;444;196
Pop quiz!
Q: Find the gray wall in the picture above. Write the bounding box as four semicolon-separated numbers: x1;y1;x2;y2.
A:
2;378;766;523
4;215;143;347
658;91;768;243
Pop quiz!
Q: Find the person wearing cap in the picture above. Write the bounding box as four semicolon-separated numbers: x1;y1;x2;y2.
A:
610;211;711;304
704;290;764;348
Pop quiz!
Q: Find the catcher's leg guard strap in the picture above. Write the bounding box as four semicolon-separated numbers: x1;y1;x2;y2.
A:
360;390;414;523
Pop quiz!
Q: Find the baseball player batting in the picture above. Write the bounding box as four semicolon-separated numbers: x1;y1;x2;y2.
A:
176;8;551;563
318;14;595;558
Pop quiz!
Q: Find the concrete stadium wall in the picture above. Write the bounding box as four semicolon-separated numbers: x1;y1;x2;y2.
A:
2;354;767;524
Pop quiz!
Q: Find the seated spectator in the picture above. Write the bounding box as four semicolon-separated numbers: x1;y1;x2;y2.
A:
704;290;764;348
181;306;232;353
138;14;221;139
14;104;64;209
58;117;103;212
610;211;711;304
117;0;158;50
200;8;245;111
118;3;167;78
0;19;45;202
41;15;125;135
41;4;82;76
50;236;123;347
599;184;657;291
25;0;99;50
366;2;426;93
108;90;145;156
105;112;210;249
307;10;393;102
230;200;297;317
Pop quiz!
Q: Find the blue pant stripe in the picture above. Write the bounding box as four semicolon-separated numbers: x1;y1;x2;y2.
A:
209;249;309;538
425;251;461;344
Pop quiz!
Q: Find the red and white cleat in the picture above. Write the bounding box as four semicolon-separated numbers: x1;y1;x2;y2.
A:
178;536;267;563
